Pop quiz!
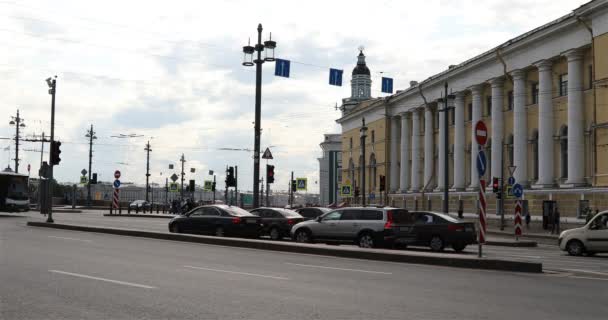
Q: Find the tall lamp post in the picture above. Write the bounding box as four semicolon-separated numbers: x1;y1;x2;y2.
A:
45;76;57;223
9;109;26;173
439;83;455;214
360;118;368;206
242;23;276;208
85;125;97;207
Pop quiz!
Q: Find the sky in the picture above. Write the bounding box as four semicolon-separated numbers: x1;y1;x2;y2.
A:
0;0;590;193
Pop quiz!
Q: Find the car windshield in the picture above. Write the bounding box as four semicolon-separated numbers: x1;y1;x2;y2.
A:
275;208;302;218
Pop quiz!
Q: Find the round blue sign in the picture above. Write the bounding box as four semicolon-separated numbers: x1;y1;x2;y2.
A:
476;150;487;177
512;183;523;198
508;176;515;185
113;179;121;189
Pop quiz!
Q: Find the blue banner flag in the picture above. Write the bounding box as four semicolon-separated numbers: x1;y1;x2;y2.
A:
381;77;394;93
329;68;343;86
275;59;290;78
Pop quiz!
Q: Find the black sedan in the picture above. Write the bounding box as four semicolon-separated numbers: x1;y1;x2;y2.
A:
295;207;331;220
168;205;262;237
250;208;304;240
385;211;476;252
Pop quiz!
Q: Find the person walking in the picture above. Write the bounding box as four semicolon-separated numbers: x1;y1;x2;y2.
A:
525;211;531;229
552;207;561;234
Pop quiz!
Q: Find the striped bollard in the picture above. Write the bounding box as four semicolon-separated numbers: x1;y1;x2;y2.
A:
514;200;523;240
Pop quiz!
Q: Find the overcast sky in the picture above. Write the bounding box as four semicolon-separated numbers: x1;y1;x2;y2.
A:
0;0;589;193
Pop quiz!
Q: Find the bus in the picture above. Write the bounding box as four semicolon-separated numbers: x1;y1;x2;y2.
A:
0;171;30;212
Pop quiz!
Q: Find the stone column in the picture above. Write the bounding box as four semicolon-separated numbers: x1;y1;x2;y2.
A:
512;69;528;186
490;78;504;179
453;92;465;190
399;112;410;192
411;109;421;191
565;49;585;186
389;116;400;192
468;85;483;189
535;60;554;187
436;99;446;191
424;107;434;190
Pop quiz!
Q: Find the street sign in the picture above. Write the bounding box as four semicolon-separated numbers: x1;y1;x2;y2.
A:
169;182;179;192
514;200;523;238
170;173;179;182
474;121;488;146
27;164;31;172
476;149;487;177
81;169;87;176
262;147;273;160
80;176;87;184
508;166;517;177
296;178;307;191
113;179;121;189
114;170;121;179
340;184;352;197
369;193;376;200
208;170;214;175
508;176;515;185
512;183;524;198
203;180;213;191
190;168;195;173
329;68;343;86
506;185;514;199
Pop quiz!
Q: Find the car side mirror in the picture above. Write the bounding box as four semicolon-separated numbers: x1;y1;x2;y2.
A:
316;216;323;222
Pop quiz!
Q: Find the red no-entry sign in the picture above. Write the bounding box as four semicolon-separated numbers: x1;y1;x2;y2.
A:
114;170;121;179
475;121;488;146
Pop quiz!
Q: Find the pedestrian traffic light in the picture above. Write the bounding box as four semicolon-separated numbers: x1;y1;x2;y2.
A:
50;141;61;165
226;166;236;187
266;165;275;184
379;175;386;192
91;173;98;184
189;179;195;192
291;180;297;192
492;177;499;193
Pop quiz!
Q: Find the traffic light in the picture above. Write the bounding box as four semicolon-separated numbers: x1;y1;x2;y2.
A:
226;166;236;187
492;177;499;193
354;187;360;198
50;141;62;165
266;165;275;184
189;179;195;192
91;173;98;184
212;181;216;192
291;180;297;192
379;175;386;192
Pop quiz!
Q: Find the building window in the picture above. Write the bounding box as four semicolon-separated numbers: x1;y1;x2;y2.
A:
531;83;539;104
486;96;492;117
371;130;375;144
559;74;568;96
450;108;455;126
560;126;568;179
349;138;353;150
467;103;472;121
507;91;513;111
589;65;593;90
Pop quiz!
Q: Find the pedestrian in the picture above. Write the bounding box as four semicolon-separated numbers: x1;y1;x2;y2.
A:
586;208;596;223
525;211;531;229
552;207;561;234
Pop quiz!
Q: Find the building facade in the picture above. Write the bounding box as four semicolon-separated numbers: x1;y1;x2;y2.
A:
337;0;608;217
318;134;342;206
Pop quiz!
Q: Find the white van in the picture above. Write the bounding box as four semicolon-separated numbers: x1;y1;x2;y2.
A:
559;210;608;256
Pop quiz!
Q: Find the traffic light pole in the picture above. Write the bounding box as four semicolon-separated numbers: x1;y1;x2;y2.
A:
180;154;185;201
290;171;294;207
213;175;216;203
47;77;56;223
266;165;270;207
235;165;238;207
86;124;95;208
145;141;152;202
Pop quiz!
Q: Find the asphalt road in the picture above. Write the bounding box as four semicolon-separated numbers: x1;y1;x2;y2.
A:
2;215;608;320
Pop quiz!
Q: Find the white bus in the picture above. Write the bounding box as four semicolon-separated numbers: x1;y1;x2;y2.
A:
0;171;29;212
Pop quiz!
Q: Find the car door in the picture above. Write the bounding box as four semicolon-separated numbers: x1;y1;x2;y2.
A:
411;212;438;245
586;213;608;251
335;209;359;239
186;207;206;233
314;210;342;239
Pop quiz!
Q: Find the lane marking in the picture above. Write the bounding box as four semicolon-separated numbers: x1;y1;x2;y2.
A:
183;265;289;280
285;262;393;275
569;276;608;281
49;270;156;289
560;268;608;277
48;236;92;243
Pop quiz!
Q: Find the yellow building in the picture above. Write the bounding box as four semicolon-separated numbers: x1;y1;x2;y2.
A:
337;0;608;217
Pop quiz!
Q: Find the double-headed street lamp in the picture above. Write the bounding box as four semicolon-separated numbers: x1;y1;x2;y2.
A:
438;83;455;214
9;109;26;173
242;23;276;208
360;118;368;206
45;76;57;223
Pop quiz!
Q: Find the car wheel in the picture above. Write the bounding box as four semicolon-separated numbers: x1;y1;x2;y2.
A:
294;229;312;243
452;243;467;253
357;232;375;248
269;227;281;241
170;224;180;233
429;236;444;252
566;240;585;256
215;226;225;237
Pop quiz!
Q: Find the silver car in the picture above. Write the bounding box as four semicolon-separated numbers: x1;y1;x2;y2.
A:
290;207;405;248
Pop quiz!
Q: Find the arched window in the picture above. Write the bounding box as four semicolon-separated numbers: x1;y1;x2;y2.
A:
560;126;568;179
530;130;539;180
507;134;514;167
369;154;377;191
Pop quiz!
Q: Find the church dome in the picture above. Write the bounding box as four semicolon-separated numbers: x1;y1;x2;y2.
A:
352;50;370;76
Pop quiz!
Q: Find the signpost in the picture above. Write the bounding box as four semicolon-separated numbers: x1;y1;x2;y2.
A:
112;170;121;212
513;183;524;240
475;121;488;258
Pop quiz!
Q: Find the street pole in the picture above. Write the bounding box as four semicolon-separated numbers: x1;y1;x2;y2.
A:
360;118;368;207
86;124;95;208
443;82;450;214
235;165;238;207
10;109;25;173
266;164;270;207
500;140;505;230
290;171;294;207
145;141;152;202
213;175;216;203
39;132;45;174
165;177;168;206
180;154;185;201
225;166;229;205
47;77;56;223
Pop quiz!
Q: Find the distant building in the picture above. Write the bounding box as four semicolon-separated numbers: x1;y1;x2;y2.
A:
318;134;342;206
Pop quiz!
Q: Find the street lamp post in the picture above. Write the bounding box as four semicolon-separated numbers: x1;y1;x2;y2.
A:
242;24;276;208
439;83;455;214
46;76;57;223
9;109;26;173
360;118;368;206
145;141;152;202
85;124;97;207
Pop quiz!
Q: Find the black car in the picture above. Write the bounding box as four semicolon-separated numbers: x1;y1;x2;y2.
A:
385;211;476;252
250;208;304;240
168;205;262;237
295;207;331;220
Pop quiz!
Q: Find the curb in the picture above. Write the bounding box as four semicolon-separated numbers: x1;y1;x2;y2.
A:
485;240;537;247
27;222;542;273
103;214;175;219
487;230;558;241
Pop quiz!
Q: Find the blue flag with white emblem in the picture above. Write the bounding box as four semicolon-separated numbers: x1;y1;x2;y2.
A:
381;77;393;93
329;68;343;86
274;59;290;78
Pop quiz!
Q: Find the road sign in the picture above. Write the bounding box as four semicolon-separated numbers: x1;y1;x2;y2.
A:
112;189;120;209
508;165;517;177
340;184;352;197
113;179;121;189
81;169;87;176
114;170;121;179
479;179;487;245
262;147;273;160
27;164;31;172
512;183;524;198
203;180;212;191
170;173;179;182
80;176;87;184
506;185;514;199
296;178;307;191
474;121;488;146
476;150;487;177
329;68;343;86
508;176;515;185
169;182;179;192
369;193;376;200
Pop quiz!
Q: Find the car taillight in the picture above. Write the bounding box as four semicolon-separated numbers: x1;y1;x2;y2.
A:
232;217;242;224
384;211;393;229
448;224;464;232
287;219;295;225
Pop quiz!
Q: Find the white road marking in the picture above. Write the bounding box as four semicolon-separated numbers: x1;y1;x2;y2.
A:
49;270;156;289
183;265;289;280
569;276;608;281
48;236;92;242
561;268;608;277
285;262;393;275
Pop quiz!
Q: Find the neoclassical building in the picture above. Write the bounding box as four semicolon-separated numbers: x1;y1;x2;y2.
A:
337;0;608;217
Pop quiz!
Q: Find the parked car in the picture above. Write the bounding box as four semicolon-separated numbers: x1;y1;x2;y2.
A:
295;207;331;220
129;200;150;210
559;210;608;256
168;205;262;237
250;207;304;240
